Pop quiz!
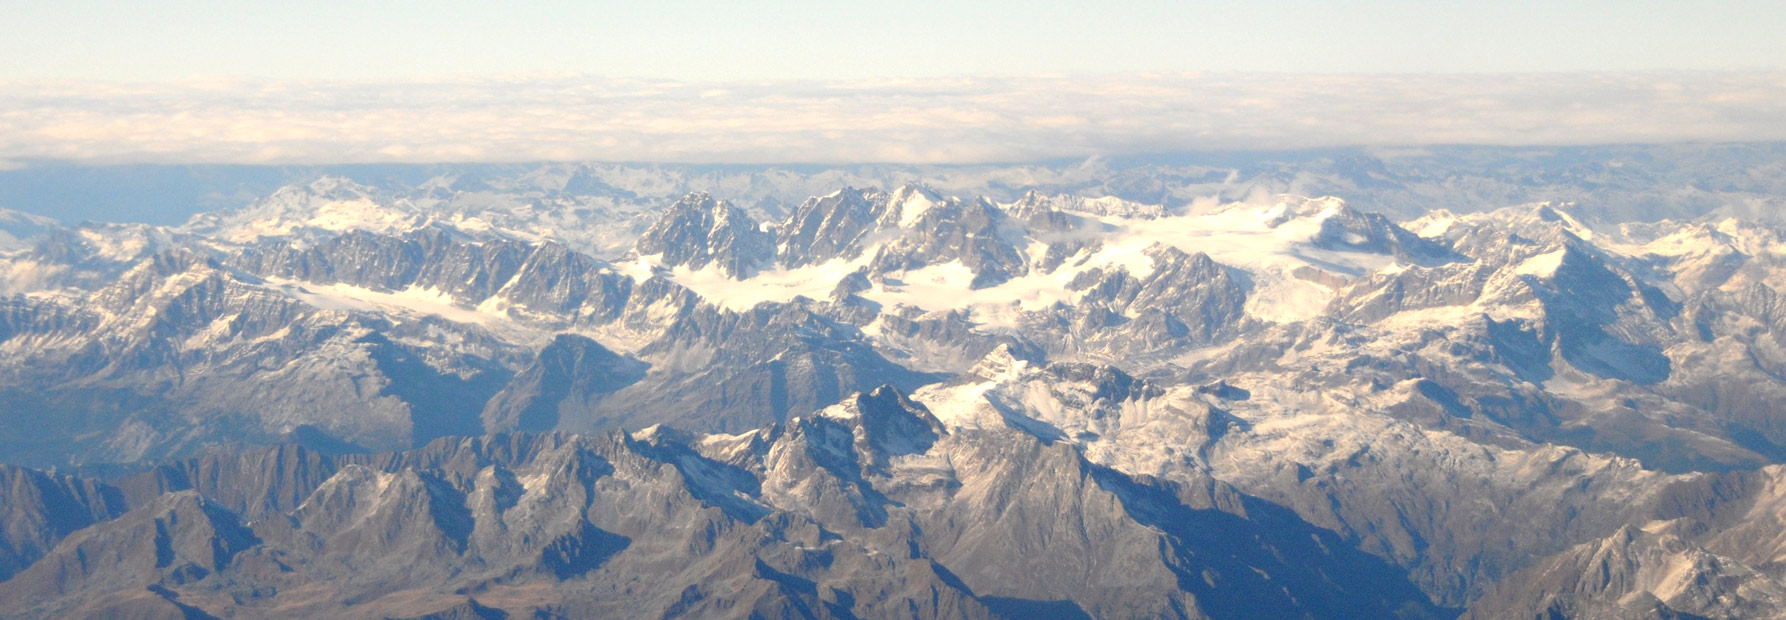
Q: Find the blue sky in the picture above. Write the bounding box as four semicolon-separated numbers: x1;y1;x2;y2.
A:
4;1;1783;81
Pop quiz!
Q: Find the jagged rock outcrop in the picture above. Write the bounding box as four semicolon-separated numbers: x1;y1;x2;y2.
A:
481;334;647;433
1463;525;1786;620
634;192;775;278
0;465;126;582
10;167;1786;619
0;389;1455;619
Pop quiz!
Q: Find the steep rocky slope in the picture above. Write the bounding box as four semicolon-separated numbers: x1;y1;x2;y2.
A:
4;170;1786;617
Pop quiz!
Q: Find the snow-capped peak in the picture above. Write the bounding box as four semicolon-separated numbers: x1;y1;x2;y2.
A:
967;344;1034;382
1531;202;1594;239
1006;190;1164;219
0;207;62;252
183;177;427;243
1254;195;1349;228
1403;209;1461;238
1512;247;1569;277
889;184;943;228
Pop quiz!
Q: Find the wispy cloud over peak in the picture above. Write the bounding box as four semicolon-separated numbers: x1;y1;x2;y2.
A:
3;71;1783;166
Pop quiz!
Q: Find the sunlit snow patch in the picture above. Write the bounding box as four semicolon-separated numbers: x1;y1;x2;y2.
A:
263;277;534;340
1513;248;1567;277
648;194;1399;325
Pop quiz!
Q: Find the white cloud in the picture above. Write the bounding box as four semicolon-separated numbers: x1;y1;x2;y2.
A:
1;71;1783;165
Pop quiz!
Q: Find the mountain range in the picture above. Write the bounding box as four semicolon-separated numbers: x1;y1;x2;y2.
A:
5;149;1786;617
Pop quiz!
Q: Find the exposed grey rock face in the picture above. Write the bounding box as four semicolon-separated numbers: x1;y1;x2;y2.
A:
0;203;927;463
777;187;889;268
1460;462;1786;618
774;184;1034;289
634;192;775;278
112;444;342;520
0;491;258;609
916;346;1684;608
1007;190;1165;220
230;227;634;324
1463;525;1786;620
865;189;1028;289
603;301;937;433
0;465;126;582
1463;464;1786;618
0;390;1452;619
1056;245;1253;354
1305;200;1459;265
12;169;1786;618
481;334;645;433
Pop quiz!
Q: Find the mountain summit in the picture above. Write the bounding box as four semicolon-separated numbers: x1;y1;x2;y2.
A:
5;159;1786;617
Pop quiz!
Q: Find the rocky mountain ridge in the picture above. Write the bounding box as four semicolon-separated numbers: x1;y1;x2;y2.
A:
6;173;1786;617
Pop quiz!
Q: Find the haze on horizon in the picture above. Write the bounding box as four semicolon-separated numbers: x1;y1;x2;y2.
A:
3;1;1785;166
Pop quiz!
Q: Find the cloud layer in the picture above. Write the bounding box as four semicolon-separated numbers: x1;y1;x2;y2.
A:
3;71;1784;165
